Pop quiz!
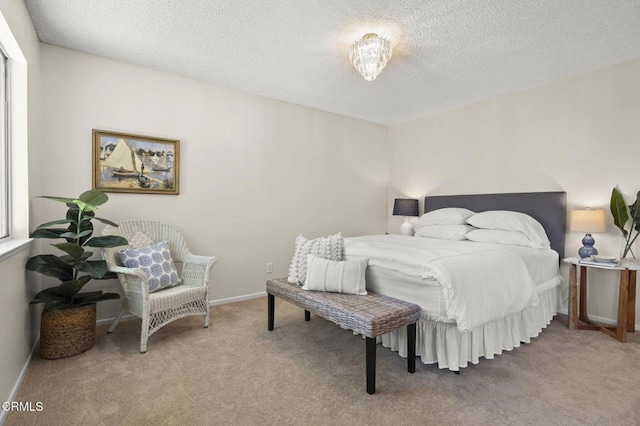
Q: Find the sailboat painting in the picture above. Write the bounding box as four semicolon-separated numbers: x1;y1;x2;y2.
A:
92;129;180;195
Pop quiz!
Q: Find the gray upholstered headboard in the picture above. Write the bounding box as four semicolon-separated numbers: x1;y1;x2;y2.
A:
424;191;567;257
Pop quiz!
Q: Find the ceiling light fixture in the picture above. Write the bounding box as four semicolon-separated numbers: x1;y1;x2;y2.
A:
349;33;393;81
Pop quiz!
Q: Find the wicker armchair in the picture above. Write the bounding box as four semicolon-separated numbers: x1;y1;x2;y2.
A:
101;220;218;353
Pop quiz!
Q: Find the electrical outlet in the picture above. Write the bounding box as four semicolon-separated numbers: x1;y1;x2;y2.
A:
266;262;273;273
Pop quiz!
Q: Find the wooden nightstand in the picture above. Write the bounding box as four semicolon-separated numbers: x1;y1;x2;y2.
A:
563;257;638;342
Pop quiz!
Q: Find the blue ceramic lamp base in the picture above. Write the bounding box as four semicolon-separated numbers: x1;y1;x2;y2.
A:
578;233;598;258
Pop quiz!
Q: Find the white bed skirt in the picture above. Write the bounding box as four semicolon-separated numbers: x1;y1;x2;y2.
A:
377;284;560;371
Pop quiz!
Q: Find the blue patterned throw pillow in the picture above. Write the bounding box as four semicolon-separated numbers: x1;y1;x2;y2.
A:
116;241;181;293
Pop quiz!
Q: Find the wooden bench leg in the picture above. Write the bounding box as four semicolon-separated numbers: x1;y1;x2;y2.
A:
366;337;376;394
305;310;310;321
407;322;416;373
268;294;274;331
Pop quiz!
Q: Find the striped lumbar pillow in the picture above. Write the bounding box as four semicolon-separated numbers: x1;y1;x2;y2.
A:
302;254;367;295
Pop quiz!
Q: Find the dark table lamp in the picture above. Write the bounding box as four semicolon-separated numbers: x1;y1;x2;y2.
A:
393;198;419;236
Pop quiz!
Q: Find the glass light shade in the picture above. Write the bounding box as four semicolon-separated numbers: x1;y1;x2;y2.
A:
570;209;606;233
349;33;392;81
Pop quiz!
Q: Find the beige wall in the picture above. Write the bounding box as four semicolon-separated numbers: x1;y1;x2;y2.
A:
39;45;389;320
0;0;41;413
4;4;640;403
388;58;640;325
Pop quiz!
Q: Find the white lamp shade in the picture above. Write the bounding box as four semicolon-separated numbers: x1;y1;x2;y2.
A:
570;209;606;233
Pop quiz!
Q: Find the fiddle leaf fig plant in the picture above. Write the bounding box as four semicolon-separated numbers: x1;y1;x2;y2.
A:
27;190;129;311
610;186;640;259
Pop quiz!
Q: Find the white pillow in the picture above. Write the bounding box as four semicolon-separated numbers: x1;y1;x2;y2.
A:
302;254;367;295
415;224;476;240
466;210;551;248
116;241;181;293
287;233;343;285
418;208;475;226
127;231;154;248
466;229;544;248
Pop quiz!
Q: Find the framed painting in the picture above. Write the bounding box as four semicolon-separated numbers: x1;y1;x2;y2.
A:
92;129;180;195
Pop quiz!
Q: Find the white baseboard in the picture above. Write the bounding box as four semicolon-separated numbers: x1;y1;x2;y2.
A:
96;291;268;326
557;308;640;332
1;336;39;425
208;291;266;306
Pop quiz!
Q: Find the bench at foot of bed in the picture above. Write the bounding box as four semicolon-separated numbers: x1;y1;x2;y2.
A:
266;277;421;394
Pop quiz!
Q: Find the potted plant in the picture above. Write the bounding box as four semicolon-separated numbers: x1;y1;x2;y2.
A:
610;186;640;260
27;190;128;359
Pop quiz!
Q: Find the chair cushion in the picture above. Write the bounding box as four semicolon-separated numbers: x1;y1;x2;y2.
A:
117;241;181;293
148;285;206;313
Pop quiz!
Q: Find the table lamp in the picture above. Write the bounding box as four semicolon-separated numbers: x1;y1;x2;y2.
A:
393;198;419;236
570;208;606;258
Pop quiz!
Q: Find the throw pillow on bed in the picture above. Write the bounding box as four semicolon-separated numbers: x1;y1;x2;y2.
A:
466;210;551;248
415;224;476;240
417;208;475;226
116;241;181;293
287;233;343;285
466;229;544;248
302;254;367;295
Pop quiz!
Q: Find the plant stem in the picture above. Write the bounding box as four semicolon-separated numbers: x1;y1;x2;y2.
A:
73;206;83;281
626;231;640;259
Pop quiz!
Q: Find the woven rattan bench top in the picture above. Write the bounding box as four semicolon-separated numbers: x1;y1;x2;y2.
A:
267;278;420;338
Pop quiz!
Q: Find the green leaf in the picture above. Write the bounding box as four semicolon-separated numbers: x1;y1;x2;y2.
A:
38;195;75;204
43;303;79;311
51;242;85;259
29;228;68;239
74;200;91;214
60;276;93;294
78;190;108;207
30;291;67;306
92;217;118;227
30;286;76;310
36;286;72;299
611;186;629;237
26;255;74;281
629;191;640;232
60;229;93;240
84;235;128;248
36;219;74;230
93;271;119;280
73;260;108;278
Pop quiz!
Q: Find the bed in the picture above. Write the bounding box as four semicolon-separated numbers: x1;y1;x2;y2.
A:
343;191;566;371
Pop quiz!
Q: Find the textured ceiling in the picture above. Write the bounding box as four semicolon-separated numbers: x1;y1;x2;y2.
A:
24;0;640;125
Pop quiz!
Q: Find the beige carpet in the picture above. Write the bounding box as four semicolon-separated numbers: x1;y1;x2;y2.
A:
7;297;640;426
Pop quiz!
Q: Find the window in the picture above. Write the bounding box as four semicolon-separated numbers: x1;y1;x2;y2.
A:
0;47;7;240
0;9;29;255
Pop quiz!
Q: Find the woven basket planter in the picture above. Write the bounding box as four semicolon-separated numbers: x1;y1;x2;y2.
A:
39;304;96;359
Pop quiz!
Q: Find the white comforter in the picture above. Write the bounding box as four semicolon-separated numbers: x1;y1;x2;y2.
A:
344;235;545;332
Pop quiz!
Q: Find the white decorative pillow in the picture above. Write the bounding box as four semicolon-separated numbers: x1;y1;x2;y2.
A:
466;229;544;248
127;231;154;248
466;210;551;248
415;224;476;240
117;241;181;293
417;208;475;227
302;254;367;295
287;233;343;285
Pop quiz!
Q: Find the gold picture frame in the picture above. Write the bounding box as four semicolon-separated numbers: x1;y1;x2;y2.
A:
92;129;180;195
